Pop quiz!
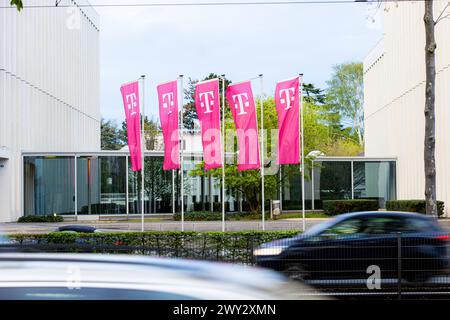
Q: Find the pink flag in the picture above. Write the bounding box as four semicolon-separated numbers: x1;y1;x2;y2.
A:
275;76;300;165
195;79;222;170
120;81;142;172
226;81;260;171
157;80;180;170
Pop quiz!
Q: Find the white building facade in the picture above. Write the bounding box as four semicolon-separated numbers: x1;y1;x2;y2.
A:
364;1;450;215
0;0;100;221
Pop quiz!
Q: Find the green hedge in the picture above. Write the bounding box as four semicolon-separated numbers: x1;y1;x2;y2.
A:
173;211;257;221
9;231;300;264
18;215;64;223
322;200;379;216
386;200;445;217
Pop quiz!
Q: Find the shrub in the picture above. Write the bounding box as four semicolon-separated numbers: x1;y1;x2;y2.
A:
173;211;223;221
173;211;261;221
386;200;445;217
322;199;379;216
18;215;64;223
9;231;300;264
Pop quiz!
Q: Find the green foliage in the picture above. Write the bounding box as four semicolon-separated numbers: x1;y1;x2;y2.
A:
101;118;124;150
173;211;257;221
386;200;445;217
183;73;232;130
10;0;23;11
326;62;364;145
18;215;64;223
120;115;160;150
322;200;379;216
10;231;300;263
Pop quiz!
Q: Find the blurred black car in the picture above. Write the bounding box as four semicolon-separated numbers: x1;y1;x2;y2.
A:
54;225;99;233
255;211;450;282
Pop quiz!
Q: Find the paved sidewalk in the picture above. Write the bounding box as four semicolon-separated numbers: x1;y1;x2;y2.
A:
0;219;327;234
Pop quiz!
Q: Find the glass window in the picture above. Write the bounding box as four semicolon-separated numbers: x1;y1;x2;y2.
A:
314;162;352;206
77;156;126;214
323;218;365;235
144;156;173;214
353;161;396;208
24;156;75;216
362;217;403;234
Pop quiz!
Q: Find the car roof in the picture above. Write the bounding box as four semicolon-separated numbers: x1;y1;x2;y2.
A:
0;253;315;299
333;211;435;221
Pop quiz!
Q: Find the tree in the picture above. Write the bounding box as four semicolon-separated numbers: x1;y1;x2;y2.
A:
326;62;364;146
10;0;22;11
120;115;161;150
423;0;438;217
189;87;360;213
100;119;124;150
183;73;231;131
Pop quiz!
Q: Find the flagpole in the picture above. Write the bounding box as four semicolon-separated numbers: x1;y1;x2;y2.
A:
140;75;146;233
259;74;265;231
299;73;305;232
172;170;175;214
179;75;185;232
220;75;226;233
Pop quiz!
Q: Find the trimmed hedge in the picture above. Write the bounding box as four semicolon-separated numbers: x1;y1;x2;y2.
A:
173;211;257;221
322;199;379;216
386;200;445;217
174;211;223;221
18;215;64;223
9;231;300;264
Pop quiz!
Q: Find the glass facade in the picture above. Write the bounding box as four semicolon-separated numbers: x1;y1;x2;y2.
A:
23;154;397;215
76;156;127;215
24;156;75;216
313;160;397;209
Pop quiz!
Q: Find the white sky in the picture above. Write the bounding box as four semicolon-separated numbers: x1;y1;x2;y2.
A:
94;0;384;123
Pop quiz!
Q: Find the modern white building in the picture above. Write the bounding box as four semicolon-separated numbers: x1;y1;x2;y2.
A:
364;1;450;215
0;0;100;222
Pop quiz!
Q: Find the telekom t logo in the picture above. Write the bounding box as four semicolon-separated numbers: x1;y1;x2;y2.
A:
279;87;296;110
126;93;137;116
232;93;250;116
199;91;214;114
162;92;175;114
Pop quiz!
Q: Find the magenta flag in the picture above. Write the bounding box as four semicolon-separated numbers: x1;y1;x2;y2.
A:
157;80;180;170
275;76;300;165
120;81;142;172
226;81;260;171
195;79;222;170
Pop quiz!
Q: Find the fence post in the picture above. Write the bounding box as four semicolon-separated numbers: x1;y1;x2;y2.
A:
397;232;402;300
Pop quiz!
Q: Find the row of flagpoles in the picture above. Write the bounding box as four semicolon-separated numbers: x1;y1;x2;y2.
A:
120;74;305;232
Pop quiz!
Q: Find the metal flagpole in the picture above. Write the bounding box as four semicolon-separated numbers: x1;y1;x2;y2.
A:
179;75;185;232
172;170;175;214
259;74;265;231
220;75;226;232
300;73;305;232
140;75;146;232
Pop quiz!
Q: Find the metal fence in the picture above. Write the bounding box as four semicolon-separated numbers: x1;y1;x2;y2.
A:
5;232;450;299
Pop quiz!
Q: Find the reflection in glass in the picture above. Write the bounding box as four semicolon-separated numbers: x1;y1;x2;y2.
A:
77;156;126;214
24;156;75;215
353;161;396;208
315;161;352;203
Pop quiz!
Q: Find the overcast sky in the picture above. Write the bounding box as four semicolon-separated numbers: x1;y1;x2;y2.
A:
94;0;383;123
